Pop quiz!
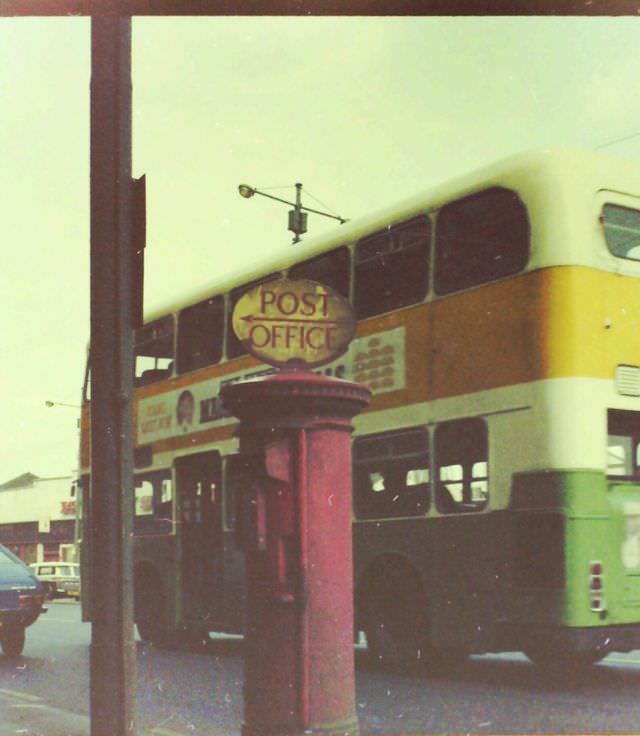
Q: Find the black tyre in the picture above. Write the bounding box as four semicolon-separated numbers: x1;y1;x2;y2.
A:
1;625;26;657
135;574;170;647
431;647;469;673
177;628;209;650
362;564;429;672
524;646;607;670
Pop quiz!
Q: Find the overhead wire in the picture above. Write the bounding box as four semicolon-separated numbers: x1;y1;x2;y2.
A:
303;188;343;218
595;129;640;150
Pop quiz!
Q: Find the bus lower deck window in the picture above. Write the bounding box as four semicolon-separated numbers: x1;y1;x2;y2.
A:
134;470;173;535
434;418;488;514
354;428;430;519
607;409;640;478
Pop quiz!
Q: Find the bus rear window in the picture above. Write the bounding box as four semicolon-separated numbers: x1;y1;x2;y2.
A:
434;187;529;295
602;204;640;262
354;216;430;319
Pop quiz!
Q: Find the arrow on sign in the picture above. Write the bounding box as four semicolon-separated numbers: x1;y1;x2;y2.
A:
241;315;352;326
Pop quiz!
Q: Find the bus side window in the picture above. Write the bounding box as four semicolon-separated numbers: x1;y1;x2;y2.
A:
135;479;153;518
289;246;351;298
607;436;631;476
354;216;430;320
607;409;640;478
435;418;488;514
226;274;281;360
177;295;224;374
434;186;529;295
135;316;174;385
134;471;173;534
601;204;640;261
354;429;430;520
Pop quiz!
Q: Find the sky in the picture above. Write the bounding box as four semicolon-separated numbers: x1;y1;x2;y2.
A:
2;15;640;482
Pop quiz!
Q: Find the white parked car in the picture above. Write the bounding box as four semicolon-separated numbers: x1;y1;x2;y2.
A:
30;562;80;600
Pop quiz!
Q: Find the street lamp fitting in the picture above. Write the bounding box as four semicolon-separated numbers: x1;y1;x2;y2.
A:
238;184;256;199
237;182;346;244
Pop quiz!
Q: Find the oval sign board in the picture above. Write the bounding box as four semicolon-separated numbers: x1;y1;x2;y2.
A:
232;278;357;369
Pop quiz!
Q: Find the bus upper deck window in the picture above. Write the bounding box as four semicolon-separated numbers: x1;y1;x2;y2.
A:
177;295;224;374
354;216;430;319
602;204;640;261
134;316;174;386
289;246;350;298
226;274;280;360
434;187;529;295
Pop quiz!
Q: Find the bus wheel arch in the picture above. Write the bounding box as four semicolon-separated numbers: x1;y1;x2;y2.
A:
358;554;430;671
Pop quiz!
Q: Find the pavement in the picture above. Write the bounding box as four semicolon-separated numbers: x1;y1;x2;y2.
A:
0;600;363;736
0;689;207;736
0;689;90;736
0;598;238;736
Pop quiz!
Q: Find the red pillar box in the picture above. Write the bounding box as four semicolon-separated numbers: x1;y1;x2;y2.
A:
222;370;370;736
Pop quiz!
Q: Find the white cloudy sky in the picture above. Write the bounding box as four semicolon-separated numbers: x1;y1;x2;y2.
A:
1;15;640;481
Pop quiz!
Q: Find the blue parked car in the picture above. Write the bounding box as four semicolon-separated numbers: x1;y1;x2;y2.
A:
0;544;46;656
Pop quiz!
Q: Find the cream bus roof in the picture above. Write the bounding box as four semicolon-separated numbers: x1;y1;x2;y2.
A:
144;147;640;323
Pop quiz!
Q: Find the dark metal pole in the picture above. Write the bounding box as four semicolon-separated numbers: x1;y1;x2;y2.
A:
89;15;136;736
293;182;302;243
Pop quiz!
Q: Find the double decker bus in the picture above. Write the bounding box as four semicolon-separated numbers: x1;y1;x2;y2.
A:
79;148;640;670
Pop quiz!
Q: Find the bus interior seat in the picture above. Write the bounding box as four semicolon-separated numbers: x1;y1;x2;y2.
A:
137;364;173;386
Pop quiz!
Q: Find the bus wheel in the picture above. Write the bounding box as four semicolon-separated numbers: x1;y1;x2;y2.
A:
1;625;25;657
362;567;428;672
524;646;607;670
135;574;169;647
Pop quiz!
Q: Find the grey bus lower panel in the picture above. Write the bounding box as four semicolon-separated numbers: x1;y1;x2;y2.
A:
497;623;640;653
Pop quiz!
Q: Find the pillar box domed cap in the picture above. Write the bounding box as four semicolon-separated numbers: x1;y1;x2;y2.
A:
221;369;371;425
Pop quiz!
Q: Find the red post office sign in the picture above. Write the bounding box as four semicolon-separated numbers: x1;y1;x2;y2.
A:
232;278;356;369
